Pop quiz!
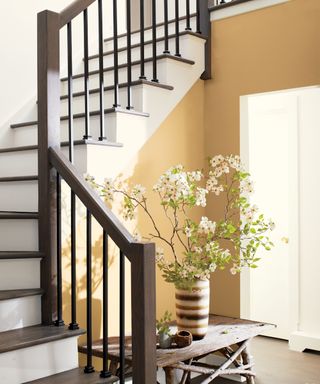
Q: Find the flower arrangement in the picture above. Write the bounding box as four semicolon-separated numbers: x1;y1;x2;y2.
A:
86;155;275;289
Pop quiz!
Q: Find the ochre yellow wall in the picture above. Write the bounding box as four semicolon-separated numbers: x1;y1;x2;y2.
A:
122;79;206;318
205;0;320;316
64;2;320;367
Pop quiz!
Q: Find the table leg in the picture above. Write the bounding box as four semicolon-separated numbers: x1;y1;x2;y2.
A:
164;367;175;384
242;342;255;384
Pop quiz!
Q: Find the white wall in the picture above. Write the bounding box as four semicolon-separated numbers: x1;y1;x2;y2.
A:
0;0;126;144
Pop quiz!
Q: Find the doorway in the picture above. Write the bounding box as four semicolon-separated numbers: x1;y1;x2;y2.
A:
240;87;320;351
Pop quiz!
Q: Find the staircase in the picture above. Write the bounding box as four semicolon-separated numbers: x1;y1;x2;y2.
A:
0;0;210;383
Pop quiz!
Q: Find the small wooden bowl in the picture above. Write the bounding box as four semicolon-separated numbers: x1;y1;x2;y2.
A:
175;330;193;348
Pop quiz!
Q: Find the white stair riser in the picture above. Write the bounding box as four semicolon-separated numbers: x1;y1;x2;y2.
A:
103;16;197;51
90;26;198;72
61;59;160;94
0;150;37;178
0;259;40;290
0;146;89;176
12;110;148;147
10;84;148;127
60;85;145;116
0;181;38;211
0;336;79;384
0;295;41;332
0;219;38;251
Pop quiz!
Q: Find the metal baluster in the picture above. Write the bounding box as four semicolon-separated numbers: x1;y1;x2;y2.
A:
126;0;133;109
69;190;79;330
55;173;64;326
67;21;79;332
139;0;146;79
196;0;201;33
119;250;125;383
100;231;112;378
151;0;158;82
98;0;106;140
185;0;191;30
113;0;120;107
163;0;170;54
67;22;74;162
84;211;95;373
174;0;181;57
83;9;91;140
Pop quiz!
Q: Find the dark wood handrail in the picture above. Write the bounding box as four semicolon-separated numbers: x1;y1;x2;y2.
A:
60;0;96;28
49;146;137;257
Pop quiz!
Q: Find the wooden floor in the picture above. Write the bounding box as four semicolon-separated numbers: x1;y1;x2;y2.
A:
191;336;320;384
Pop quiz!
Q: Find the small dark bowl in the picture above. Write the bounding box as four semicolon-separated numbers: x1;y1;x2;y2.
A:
175;330;193;348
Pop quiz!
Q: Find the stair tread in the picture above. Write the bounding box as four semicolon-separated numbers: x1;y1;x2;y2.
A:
11;107;148;129
61;79;174;100
26;368;118;383
0;211;38;219
0;139;123;154
0;251;44;259
104;12;197;42
91;30;207;61
0;175;38;182
0;288;44;301
61;54;195;82
0;324;85;354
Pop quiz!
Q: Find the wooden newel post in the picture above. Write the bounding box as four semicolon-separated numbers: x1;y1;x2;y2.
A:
131;243;157;383
37;10;61;325
199;0;211;80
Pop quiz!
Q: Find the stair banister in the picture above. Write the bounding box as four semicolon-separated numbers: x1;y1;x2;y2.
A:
37;1;157;382
59;0;96;27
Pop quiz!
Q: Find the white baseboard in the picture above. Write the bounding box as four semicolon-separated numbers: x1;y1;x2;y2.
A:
289;331;320;352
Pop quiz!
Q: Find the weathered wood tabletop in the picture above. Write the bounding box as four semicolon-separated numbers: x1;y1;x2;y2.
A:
79;315;275;383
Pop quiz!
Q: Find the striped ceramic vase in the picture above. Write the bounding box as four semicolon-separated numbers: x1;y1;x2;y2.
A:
175;279;210;340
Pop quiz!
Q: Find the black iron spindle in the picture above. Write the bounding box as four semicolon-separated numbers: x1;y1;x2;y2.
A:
139;0;146;79
67;21;79;332
151;0;158;82
83;9;91;140
119;250;125;383
98;0;106;141
55;173;64;327
69;190;79;330
126;0;133;109
113;0;120;107
196;0;201;33
174;0;181;57
67;22;74;161
185;0;191;30
163;0;170;54
100;231;112;378
84;211;95;373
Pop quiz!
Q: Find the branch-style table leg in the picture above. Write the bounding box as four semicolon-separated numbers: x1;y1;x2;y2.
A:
164;366;175;384
241;340;255;384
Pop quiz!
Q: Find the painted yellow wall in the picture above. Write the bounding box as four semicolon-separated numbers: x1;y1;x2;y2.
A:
63;1;320;368
205;0;320;316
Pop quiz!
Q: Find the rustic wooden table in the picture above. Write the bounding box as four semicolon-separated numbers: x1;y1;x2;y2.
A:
81;315;275;384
